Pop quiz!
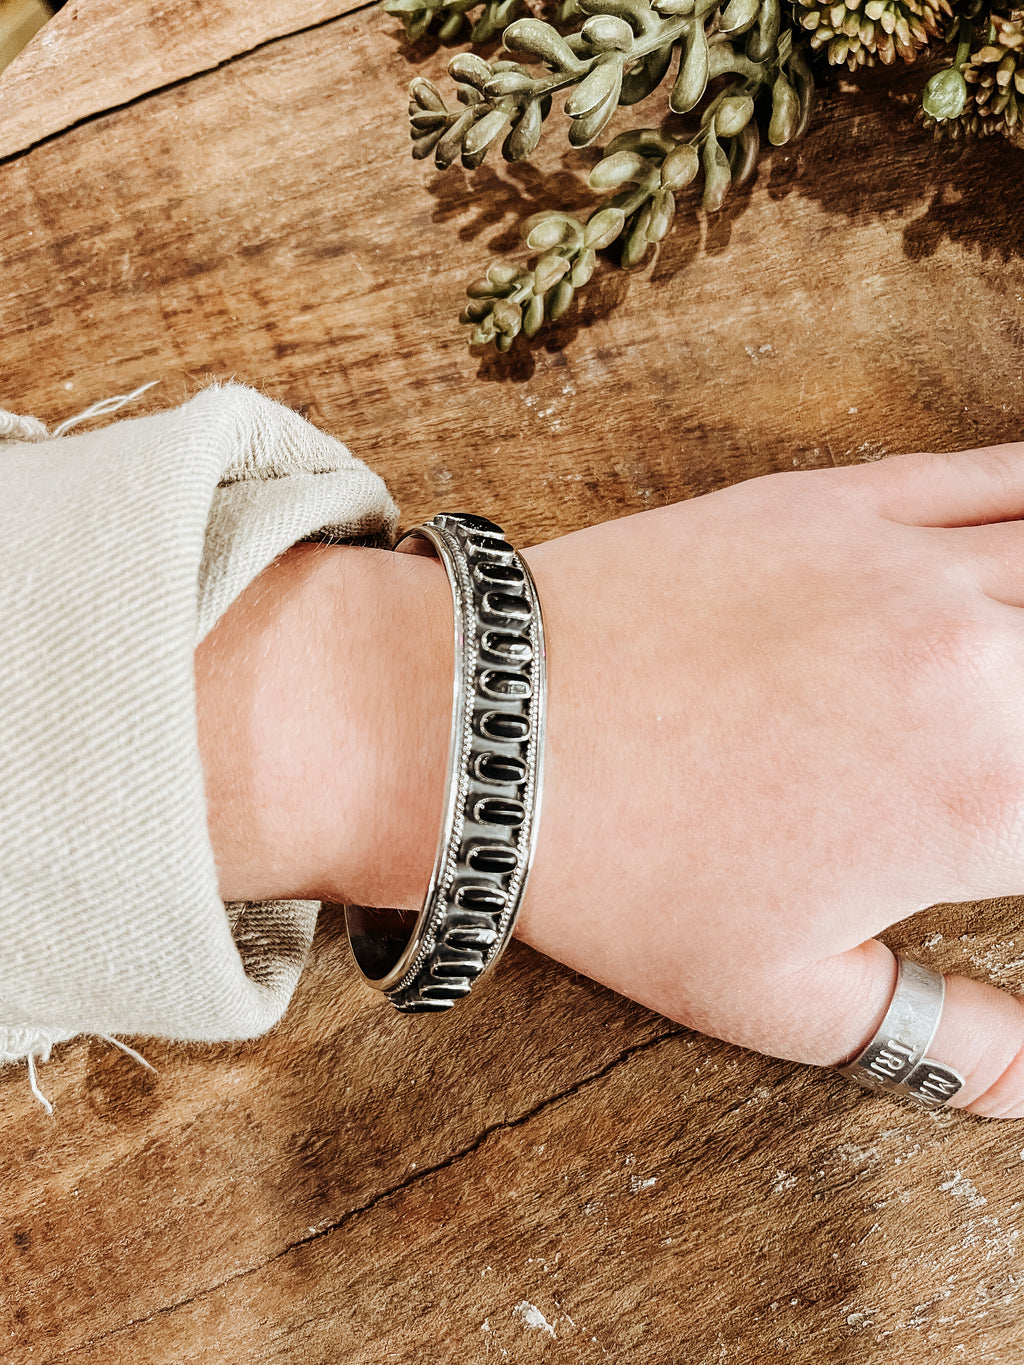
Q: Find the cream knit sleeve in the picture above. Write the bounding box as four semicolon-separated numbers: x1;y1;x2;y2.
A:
0;384;398;1072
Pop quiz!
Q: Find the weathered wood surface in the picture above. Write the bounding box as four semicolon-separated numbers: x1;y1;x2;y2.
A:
2;3;1024;1362
0;0;368;160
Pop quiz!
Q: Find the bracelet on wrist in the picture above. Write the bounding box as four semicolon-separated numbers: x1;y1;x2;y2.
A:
345;512;546;1013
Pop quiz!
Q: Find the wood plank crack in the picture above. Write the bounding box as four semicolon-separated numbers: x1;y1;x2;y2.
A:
48;1024;687;1361
0;2;378;167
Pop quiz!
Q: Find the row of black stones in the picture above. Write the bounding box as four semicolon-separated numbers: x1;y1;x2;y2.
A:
389;513;540;1013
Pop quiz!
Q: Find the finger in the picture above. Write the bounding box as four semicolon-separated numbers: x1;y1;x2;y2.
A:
787;940;1024;1118
836;443;1024;528
930;521;1024;607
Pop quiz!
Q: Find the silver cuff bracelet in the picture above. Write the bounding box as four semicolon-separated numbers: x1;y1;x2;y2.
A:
345;512;546;1013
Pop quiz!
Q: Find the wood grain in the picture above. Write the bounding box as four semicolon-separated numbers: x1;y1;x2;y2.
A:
0;0;366;160
1;5;1024;1362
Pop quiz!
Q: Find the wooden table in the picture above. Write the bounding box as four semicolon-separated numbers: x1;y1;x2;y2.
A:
2;4;1024;1361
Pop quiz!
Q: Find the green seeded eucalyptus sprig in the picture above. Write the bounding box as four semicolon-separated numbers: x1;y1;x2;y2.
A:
388;0;1023;352
408;0;801;171
385;0;520;46
453;29;814;347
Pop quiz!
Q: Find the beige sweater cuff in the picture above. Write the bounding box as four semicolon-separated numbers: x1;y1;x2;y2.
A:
0;384;398;1070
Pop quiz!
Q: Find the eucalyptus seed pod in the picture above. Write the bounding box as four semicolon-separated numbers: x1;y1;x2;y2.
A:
768;70;800;144
584;205;627;249
660;141;700;189
701;123;732;210
409;77;447;113
604;127;676;157
566;53;625;117
461;108;512;167
525;211;586;248
570;247;598;285
522;293;546;337
491;297;523;333
720;0;760;35
620;44;675;104
568;75;624;146
533;253;572;293
484;71;537;97
787;46;816;141
526;215;573;250
714;91;755;136
503;18;584;70
411;124;448;159
449;53;494;90
588;148;649;189
645;187;676;241
621;203;653;266
580;14;636;50
438;11;465;41
460;297;493;324
728;117;760;185
670;20;710;112
706;40;764;81
434;107;479;168
746;0;781;61
470;0;518;44
503;99;544;160
487;262;524;291
547;279;575;321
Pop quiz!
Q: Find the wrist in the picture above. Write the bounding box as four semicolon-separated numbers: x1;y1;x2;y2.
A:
195;540;452;909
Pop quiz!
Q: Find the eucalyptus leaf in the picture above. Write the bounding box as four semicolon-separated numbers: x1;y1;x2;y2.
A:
660;141;699;188
580;14;636;50
503;100;545;159
566;54;625;117
768;70;800;143
569;79;624;145
670;22;710;113
620;43;675;104
701;123;732;210
584;205;627;249
589;149;649;189
503;18;584;70
547;278;576;320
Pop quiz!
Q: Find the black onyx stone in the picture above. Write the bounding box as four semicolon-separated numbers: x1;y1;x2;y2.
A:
474;752;527;784
480;670;531;702
473;561;526;589
480;630;532;665
420;979;472;998
482;591;530;625
468;536;514;560
443;512;503;536
474;796;526;827
478;710;530;742
430;945;485;977
467;842;519;876
455;884;507;913
445;921;499;950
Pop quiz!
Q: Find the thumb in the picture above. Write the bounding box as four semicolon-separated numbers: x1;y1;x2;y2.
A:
794;940;1024;1119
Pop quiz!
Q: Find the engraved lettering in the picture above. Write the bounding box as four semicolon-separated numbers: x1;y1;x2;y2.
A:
867;1039;914;1080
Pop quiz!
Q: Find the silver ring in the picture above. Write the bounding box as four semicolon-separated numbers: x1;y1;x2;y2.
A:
839;954;965;1108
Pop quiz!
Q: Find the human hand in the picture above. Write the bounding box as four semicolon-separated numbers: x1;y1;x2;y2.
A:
518;444;1024;1118
196;443;1024;1120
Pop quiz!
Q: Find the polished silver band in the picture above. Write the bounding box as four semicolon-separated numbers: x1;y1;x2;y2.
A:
839;955;965;1108
345;512;545;1013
